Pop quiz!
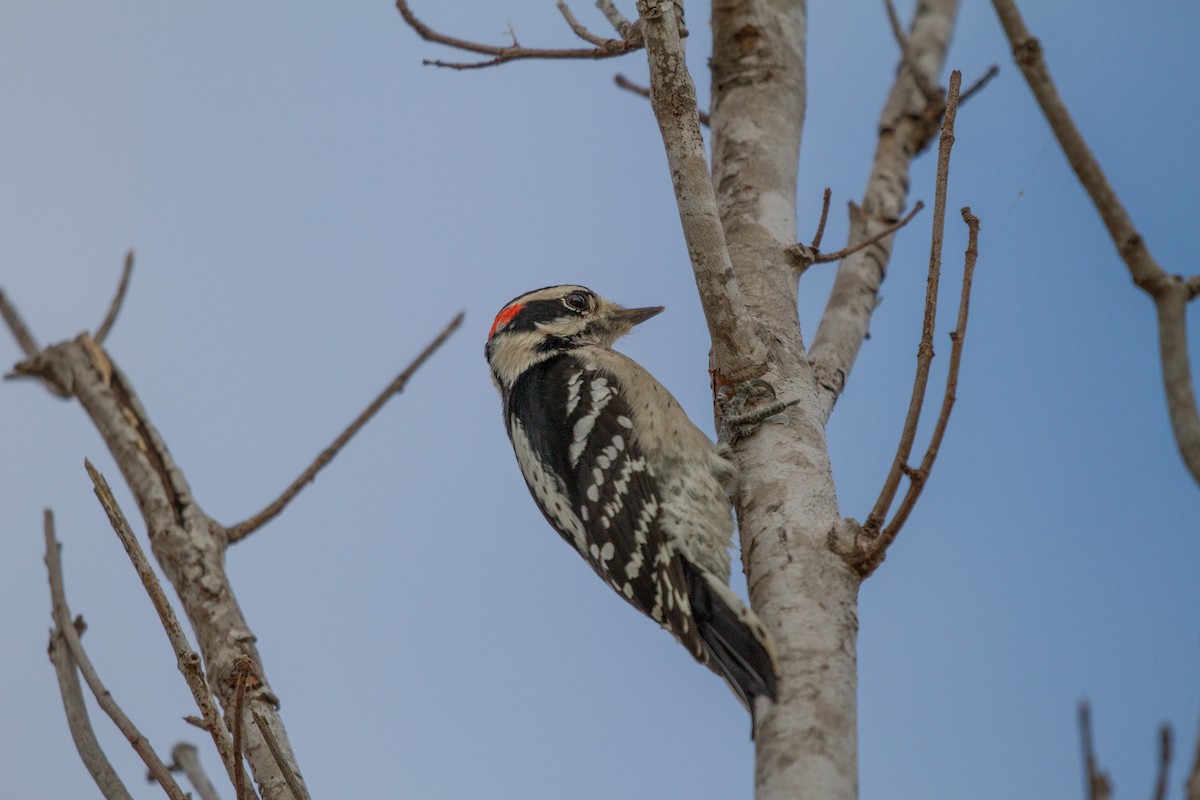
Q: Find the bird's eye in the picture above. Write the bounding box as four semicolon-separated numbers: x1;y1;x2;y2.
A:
563;291;591;312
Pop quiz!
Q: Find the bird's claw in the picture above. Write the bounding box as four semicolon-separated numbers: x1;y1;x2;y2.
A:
717;379;799;447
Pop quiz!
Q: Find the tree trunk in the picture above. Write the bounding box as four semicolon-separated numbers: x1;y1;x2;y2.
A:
708;3;860;799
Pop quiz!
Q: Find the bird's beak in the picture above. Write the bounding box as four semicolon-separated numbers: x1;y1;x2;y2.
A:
612;305;665;328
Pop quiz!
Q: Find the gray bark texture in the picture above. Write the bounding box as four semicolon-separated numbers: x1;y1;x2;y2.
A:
639;1;961;797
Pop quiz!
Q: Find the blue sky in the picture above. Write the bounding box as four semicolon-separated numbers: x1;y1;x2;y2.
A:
1;2;1196;798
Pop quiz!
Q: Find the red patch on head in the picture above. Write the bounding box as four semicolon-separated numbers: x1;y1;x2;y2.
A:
488;303;524;339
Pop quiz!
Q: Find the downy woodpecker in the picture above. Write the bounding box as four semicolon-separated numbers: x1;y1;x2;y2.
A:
485;285;778;711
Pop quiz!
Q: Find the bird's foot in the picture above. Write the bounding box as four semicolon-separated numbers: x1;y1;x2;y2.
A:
716;379;801;447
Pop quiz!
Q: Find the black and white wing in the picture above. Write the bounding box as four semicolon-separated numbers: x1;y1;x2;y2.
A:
503;353;777;707
504;354;704;654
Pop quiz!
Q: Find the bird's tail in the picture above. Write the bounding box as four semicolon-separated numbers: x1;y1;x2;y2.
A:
680;559;779;711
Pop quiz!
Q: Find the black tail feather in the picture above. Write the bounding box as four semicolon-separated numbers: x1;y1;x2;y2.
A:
680;560;778;710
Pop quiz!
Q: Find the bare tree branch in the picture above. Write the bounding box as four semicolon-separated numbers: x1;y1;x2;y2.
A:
1152;724;1172;800
1078;702;1113;800
959;64;1000;106
84;459;244;789
556;0;611;47
395;0;642;70
850;205;979;576
95;250;134;344
251;713;309;800
636;0;768;384
233;656;253;800
860;70;961;540
0;289;40;358
808;0;961;423
844;76;976;577
787;199;925;273
43;510;187;800
991;0;1200;487
0;288;71;398
595;0;634;37
171;743;224;800
226;310;464;543
13;329;307;800
810;188;834;252
612;73;710;126
45;510;135;800
884;0;941;105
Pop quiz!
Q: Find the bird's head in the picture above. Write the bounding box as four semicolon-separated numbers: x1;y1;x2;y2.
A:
485;285;664;390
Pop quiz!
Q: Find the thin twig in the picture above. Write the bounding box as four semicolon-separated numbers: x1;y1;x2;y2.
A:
233;656;252;800
788;201;925;272
83;460;242;789
813;202;924;265
1078;702;1113;800
43;509;188;800
252;713;309;800
557;0;610;47
0;288;72;397
95;250;134;344
884;0;940;104
857;206;978;576
0;289;40;357
959;64;1000;106
45;511;135;800
992;0;1200;486
853;70;963;572
613;73;710;126
596;0;633;37
170;744;223;800
227;311;464;543
1152;724;1172;800
395;0;641;70
811;188;834;251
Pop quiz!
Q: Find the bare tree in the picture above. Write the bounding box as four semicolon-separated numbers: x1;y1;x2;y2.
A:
393;1;975;798
390;0;1198;798
3;266;462;799
5;0;1196;798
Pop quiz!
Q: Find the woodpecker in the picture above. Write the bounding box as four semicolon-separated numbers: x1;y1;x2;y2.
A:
485;285;778;711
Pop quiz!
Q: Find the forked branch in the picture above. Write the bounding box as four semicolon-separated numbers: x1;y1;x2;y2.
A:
845;72;980;578
395;0;643;70
84;460;243;790
787;193;925;273
226;311;464;543
992;0;1200;487
44;512;187;800
45;510;134;800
